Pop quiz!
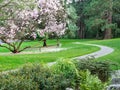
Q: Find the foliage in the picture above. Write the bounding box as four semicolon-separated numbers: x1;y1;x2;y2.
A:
51;59;80;89
52;59;78;78
0;74;39;90
0;62;73;90
65;3;79;39
68;0;120;39
79;70;107;90
0;64;59;90
0;59;109;90
74;59;114;82
84;0;114;39
71;0;91;39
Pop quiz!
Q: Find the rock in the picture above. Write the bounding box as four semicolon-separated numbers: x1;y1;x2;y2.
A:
107;84;120;90
111;70;120;79
66;88;73;90
111;78;120;84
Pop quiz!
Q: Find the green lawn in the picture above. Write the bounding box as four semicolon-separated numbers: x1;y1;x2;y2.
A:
0;38;120;71
0;39;100;71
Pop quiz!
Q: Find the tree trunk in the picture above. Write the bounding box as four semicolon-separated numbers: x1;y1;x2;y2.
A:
104;12;112;39
77;22;85;39
104;28;112;39
104;13;112;39
43;39;47;47
12;49;19;53
96;30;99;39
56;38;60;47
104;0;112;39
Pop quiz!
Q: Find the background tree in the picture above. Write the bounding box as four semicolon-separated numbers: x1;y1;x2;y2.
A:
64;2;79;39
83;0;114;39
71;0;91;39
67;0;120;39
112;0;120;38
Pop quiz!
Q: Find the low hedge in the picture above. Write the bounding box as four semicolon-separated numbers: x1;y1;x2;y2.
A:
0;59;109;90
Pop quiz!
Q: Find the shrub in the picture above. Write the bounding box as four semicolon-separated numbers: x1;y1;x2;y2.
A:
0;64;53;90
51;59;80;89
16;63;58;90
79;70;107;90
0;62;79;90
74;59;114;82
0;59;110;90
52;59;78;79
0;74;39;90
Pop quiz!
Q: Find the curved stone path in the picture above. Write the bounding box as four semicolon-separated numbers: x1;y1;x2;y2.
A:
72;42;114;60
48;42;114;66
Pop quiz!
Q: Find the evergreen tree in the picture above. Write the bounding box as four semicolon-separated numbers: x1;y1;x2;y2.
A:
83;0;116;39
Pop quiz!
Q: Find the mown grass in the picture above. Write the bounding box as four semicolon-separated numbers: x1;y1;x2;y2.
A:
0;39;99;71
1;38;119;71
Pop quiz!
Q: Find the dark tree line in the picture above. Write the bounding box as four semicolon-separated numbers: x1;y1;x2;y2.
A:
68;0;120;39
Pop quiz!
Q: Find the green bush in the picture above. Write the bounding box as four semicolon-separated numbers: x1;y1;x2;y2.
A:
79;70;107;90
52;59;78;79
74;59;114;82
0;59;109;90
0;64;54;90
0;62;79;90
51;59;80;89
0;74;39;90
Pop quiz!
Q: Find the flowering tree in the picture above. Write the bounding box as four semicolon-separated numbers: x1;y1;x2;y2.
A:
36;0;67;46
0;0;39;53
0;0;67;53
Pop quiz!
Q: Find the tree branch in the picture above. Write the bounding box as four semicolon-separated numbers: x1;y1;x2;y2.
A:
1;38;14;47
0;44;13;52
19;46;31;52
17;39;24;50
0;0;11;10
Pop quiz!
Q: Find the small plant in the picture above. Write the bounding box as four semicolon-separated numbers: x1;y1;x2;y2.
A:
79;70;107;90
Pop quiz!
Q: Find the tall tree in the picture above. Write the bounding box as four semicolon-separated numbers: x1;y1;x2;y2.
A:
113;0;120;37
84;0;116;39
65;4;79;38
66;0;91;39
